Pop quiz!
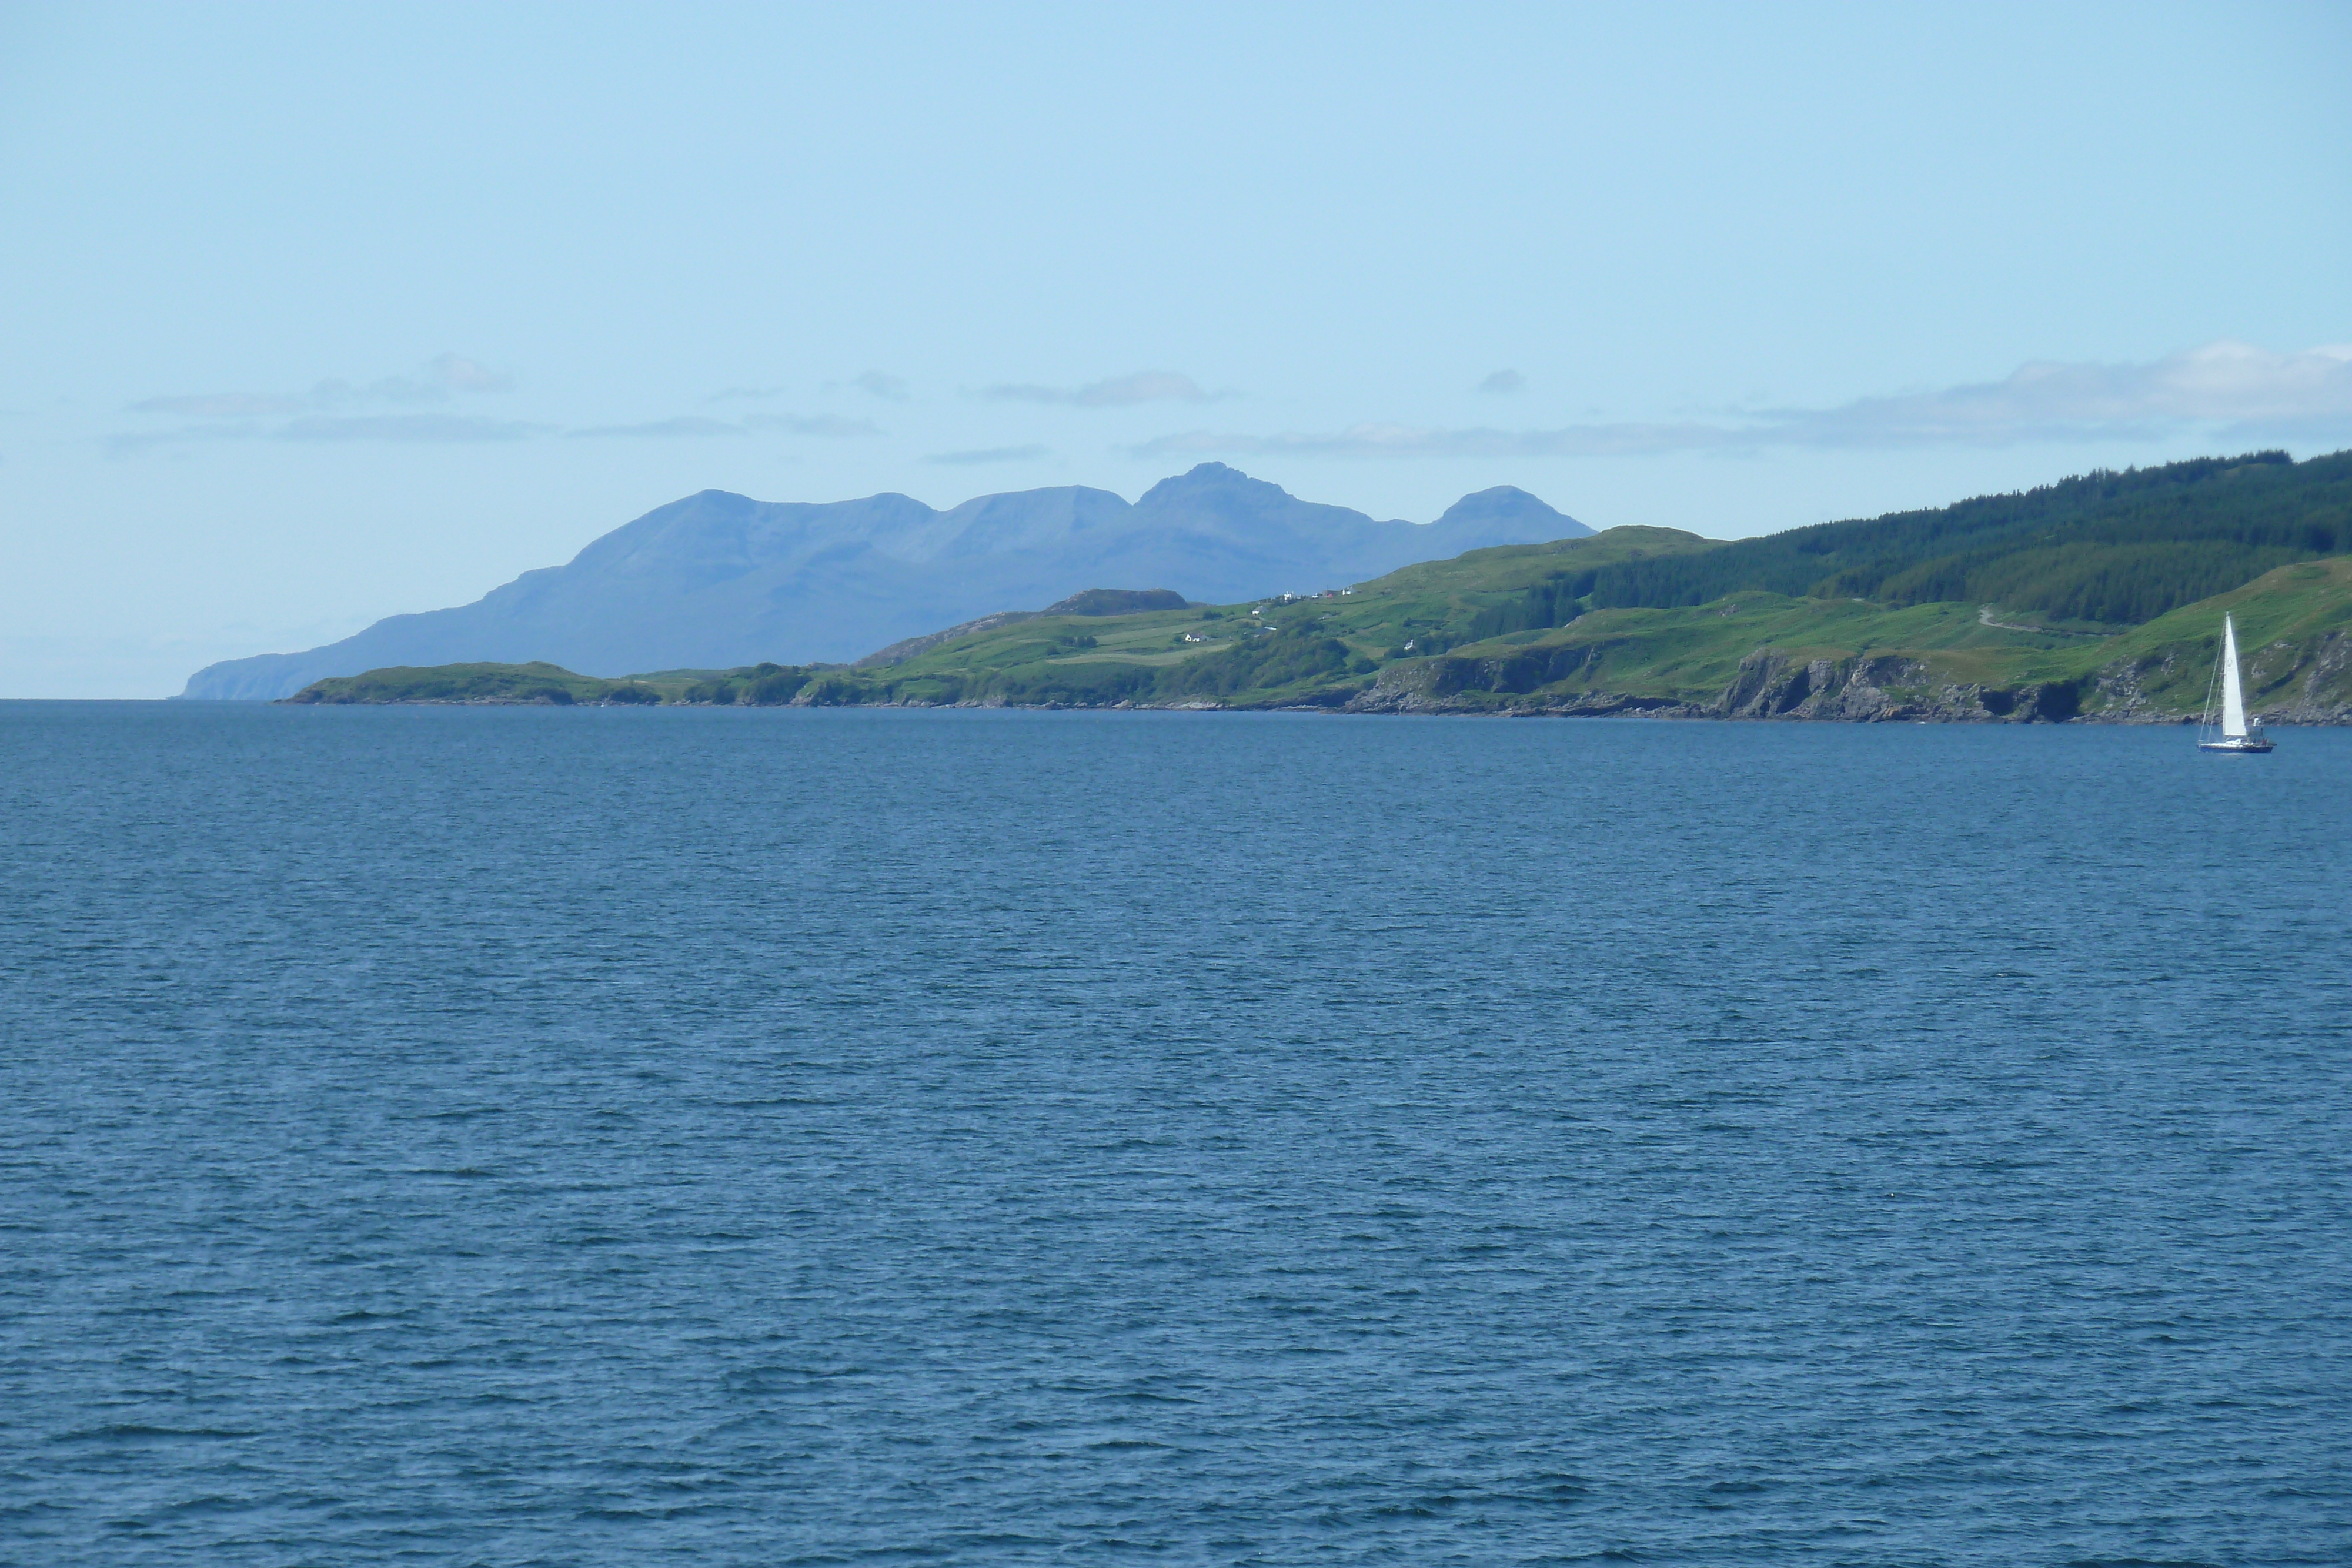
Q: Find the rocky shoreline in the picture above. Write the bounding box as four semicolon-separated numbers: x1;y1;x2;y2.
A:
776;688;2350;723
293;688;2352;723
1324;637;2352;725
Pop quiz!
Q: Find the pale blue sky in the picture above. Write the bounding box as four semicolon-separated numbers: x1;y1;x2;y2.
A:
3;1;2348;696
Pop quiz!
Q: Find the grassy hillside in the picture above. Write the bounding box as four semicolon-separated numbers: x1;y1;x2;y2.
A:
1359;554;2352;722
2068;556;2352;718
827;526;1717;709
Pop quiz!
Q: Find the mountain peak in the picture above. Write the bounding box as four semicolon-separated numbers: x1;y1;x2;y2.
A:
1434;484;1572;530
1137;461;1285;508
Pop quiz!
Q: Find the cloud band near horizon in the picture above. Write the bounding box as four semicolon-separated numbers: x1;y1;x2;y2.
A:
927;443;1050;465
104;342;2352;463
1132;342;2352;460
108;409;881;454
978;371;1213;407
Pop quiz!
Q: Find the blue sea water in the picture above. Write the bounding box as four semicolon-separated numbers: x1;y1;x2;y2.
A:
2;701;2347;1567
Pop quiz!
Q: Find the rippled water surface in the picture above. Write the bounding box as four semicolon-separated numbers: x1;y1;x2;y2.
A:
3;702;2348;1566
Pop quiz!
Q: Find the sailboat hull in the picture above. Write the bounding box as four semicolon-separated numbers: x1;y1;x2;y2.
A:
2198;737;2274;753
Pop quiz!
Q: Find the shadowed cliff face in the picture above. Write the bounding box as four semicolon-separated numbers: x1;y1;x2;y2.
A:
1347;644;2102;723
179;464;1589;699
1347;637;2352;724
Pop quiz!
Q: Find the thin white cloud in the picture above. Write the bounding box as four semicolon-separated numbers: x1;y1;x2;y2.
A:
853;370;909;402
1134;342;2352;459
1478;369;1525;396
427;353;510;393
128;354;514;423
979;370;1215;407
566;413;884;439
309;376;439;407
111;397;883;454
566;416;746;440
133;393;307;417
104;424;258;456
928;443;1049;465
744;413;881;437
278;414;541;442
1132;422;1739;460
105;413;542;454
709;385;787;402
1779;340;2352;446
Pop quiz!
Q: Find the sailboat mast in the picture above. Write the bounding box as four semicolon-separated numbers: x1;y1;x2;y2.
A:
2220;614;2247;740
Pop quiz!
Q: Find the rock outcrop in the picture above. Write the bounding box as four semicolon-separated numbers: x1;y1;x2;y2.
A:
2240;628;2352;724
1351;645;2093;722
1711;650;2084;722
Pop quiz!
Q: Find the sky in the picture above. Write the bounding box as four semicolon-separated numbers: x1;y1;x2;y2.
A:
2;1;2348;697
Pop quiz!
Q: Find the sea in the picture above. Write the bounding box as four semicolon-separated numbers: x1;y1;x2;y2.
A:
3;701;2347;1566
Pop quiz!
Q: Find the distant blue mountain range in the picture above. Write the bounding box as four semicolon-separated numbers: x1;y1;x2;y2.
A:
179;463;1589;699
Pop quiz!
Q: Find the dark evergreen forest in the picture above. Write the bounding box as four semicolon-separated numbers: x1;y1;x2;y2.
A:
1568;449;2352;625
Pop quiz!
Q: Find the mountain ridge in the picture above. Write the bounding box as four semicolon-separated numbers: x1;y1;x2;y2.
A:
180;463;1589;698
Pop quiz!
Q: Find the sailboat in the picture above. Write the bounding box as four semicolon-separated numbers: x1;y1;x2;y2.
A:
2197;612;2273;753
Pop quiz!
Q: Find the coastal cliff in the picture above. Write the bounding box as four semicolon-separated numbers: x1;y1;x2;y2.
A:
1344;624;2352;725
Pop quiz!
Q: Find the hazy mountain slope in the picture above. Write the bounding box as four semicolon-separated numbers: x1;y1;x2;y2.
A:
180;464;1589;698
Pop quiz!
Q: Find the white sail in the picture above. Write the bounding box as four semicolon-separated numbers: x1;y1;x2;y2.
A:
2220;613;2247;738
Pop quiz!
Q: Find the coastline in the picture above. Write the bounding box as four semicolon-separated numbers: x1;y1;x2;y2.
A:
273;691;2352;724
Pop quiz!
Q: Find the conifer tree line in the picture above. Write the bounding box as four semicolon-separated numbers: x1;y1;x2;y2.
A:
1567;450;2350;627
